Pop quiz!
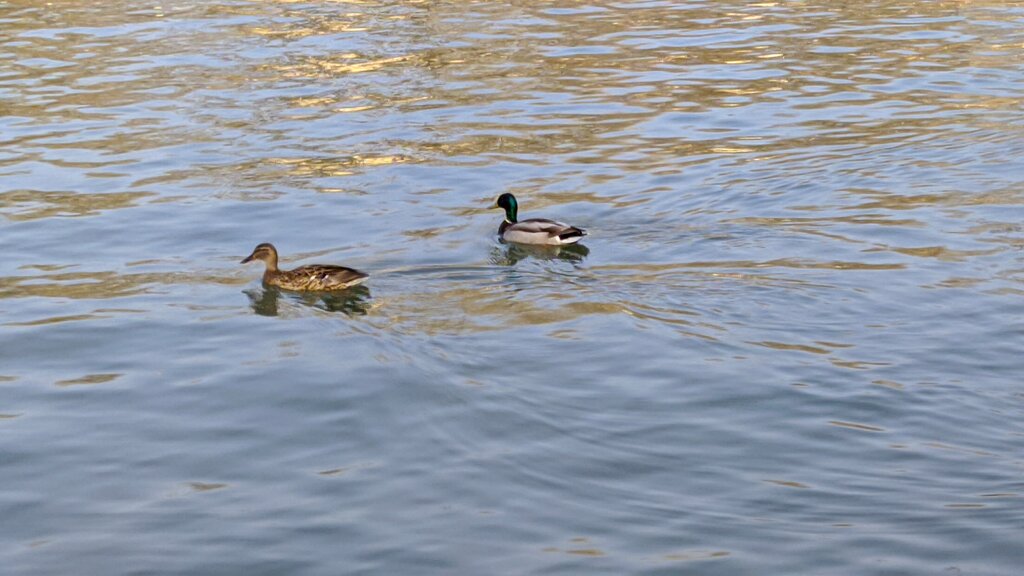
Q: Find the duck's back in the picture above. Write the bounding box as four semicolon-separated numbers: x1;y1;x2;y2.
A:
500;218;587;245
267;265;368;291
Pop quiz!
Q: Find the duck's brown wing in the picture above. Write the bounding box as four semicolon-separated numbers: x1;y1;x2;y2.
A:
283;265;368;291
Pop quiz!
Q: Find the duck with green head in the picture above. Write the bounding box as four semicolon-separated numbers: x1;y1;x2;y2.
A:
491;193;587;245
241;243;368;291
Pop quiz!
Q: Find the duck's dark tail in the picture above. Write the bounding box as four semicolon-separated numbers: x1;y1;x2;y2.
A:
558;227;587;243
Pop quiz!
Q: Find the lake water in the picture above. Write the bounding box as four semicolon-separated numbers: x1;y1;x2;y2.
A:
2;1;1023;574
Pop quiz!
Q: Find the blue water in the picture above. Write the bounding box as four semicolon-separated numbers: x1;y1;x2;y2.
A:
2;1;1023;574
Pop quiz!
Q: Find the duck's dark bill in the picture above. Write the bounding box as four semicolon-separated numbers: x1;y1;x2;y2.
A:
240;255;253;264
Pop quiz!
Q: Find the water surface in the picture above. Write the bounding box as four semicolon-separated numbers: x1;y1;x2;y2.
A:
2;1;1023;574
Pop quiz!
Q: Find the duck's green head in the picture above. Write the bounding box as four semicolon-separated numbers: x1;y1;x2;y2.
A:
493;193;518;223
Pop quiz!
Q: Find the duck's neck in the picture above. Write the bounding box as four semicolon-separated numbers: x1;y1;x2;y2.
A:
503;201;518;223
263;253;279;273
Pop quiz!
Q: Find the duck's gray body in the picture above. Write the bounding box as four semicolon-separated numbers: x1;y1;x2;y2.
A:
493;193;587;246
498;218;587;245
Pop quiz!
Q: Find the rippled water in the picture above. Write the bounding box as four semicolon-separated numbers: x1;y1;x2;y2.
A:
2;1;1023;574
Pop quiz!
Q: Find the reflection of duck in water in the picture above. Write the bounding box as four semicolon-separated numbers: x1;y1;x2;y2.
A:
245;285;372;317
491;193;587;246
241;243;368;291
491;242;589;266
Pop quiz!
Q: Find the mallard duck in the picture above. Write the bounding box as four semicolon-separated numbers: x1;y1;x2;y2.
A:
241;243;368;291
491;193;587;245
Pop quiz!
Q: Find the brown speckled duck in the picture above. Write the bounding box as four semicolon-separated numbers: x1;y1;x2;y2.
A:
492;193;587;245
241;243;368;291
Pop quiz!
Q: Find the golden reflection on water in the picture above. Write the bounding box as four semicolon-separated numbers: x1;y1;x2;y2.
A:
54;373;122;387
4;0;1020;213
222;0;1024;170
0;190;154;221
369;284;628;336
5;313;109;327
0;270;245;300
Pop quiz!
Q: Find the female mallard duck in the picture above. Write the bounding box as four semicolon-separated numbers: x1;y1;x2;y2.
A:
241;243;368;291
491;192;587;245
